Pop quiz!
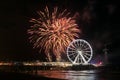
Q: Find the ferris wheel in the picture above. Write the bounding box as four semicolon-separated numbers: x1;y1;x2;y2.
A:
67;39;93;64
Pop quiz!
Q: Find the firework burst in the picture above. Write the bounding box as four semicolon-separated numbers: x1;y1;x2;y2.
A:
28;6;81;61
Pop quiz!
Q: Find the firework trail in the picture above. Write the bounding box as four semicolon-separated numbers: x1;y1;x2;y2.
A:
28;6;81;61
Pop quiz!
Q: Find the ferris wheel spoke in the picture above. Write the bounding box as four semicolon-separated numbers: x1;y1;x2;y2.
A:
73;41;78;48
84;52;91;56
68;51;76;53
76;41;79;47
77;55;80;63
73;41;77;47
83;44;88;49
81;41;86;47
80;56;84;63
70;53;77;60
82;47;90;51
69;47;75;50
78;41;81;47
83;50;91;53
81;55;87;63
80;42;82;47
83;54;89;60
76;41;80;47
81;43;87;50
79;55;82;63
72;41;75;46
73;54;79;63
78;54;82;63
70;56;75;61
81;42;85;48
78;51;87;63
70;44;76;49
78;55;83;63
68;52;76;56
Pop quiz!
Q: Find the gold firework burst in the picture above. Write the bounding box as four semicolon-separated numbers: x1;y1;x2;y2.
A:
28;6;81;61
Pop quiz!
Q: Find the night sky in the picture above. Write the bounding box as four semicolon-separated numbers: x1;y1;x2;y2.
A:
0;0;120;64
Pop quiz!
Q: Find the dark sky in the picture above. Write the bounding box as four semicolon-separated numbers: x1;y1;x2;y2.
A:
0;0;120;63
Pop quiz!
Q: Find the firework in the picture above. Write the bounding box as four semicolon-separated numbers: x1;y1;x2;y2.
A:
28;6;81;61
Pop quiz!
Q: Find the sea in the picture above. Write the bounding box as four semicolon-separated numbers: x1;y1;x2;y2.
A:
1;69;120;80
35;69;120;80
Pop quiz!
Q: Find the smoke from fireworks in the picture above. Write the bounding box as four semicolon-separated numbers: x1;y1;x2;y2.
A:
28;6;81;61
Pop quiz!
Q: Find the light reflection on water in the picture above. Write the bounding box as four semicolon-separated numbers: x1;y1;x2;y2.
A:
37;70;98;80
65;70;97;80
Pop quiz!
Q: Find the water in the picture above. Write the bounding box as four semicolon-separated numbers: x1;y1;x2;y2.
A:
0;69;120;80
35;69;120;80
1;62;120;80
37;70;97;80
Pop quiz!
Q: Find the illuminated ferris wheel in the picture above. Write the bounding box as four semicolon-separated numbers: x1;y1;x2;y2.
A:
67;39;93;64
